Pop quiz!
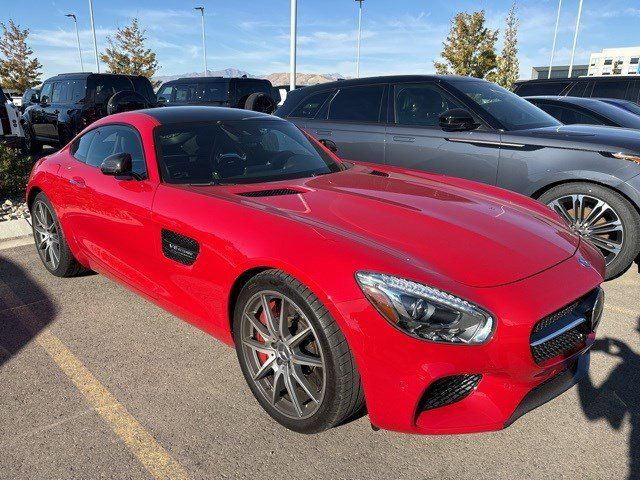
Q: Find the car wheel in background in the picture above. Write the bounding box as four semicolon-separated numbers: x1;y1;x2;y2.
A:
244;92;277;114
21;122;42;154
234;269;364;433
31;192;87;278
539;182;640;280
106;90;150;115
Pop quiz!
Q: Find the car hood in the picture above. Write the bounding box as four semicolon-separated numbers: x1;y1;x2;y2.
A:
509;124;640;153
215;166;580;288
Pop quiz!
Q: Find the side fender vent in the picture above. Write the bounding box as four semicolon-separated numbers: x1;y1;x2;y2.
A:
238;188;303;197
162;229;200;266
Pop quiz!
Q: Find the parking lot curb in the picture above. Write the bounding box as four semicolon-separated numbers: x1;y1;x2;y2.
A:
0;218;33;243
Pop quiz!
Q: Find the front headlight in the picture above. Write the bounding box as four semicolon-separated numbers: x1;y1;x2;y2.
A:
355;272;494;345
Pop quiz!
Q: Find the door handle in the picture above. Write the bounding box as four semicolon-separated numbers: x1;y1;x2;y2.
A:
392;135;415;143
69;177;86;188
315;130;332;136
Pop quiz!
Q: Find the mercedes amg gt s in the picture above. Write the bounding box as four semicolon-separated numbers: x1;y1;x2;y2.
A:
27;106;605;435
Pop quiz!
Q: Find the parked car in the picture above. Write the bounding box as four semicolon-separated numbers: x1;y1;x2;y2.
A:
525;96;640;129
21;72;156;153
20;88;40;113
276;75;640;279
513;76;640;104
156;76;278;113
0;84;23;146
27;106;604;435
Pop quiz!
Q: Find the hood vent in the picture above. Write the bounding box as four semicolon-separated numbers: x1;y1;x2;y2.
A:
238;188;304;197
369;170;389;177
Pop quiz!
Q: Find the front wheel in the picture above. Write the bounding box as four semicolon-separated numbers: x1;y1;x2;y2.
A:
234;270;364;433
539;182;640;280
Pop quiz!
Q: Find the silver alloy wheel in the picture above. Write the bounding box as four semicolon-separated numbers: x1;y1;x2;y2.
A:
547;194;624;265
33;201;61;270
239;290;326;419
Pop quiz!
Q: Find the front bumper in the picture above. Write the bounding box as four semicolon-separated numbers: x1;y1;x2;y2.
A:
334;243;603;434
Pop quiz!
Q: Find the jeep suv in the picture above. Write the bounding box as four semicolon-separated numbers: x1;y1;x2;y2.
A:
156;77;278;113
21;72;156;153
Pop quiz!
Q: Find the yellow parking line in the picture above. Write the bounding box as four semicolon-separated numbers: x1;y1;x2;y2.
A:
0;287;188;480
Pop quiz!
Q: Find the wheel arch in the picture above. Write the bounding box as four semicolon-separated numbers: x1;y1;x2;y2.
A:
227;266;272;340
26;186;43;210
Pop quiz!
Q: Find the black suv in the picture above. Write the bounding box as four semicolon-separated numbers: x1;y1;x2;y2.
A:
513;76;640;104
156;77;279;113
22;72;156;153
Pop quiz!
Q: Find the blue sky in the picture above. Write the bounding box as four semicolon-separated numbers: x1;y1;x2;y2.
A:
4;0;640;80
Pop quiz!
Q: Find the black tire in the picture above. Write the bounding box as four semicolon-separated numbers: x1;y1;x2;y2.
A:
538;182;640;280
244;92;276;114
106;90;149;115
31;192;87;278
22;122;42;154
233;269;364;433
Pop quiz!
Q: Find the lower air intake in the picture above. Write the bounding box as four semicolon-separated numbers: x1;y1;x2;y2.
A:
417;374;482;413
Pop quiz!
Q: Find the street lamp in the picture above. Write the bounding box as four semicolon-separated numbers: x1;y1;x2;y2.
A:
568;0;584;78
88;0;99;72
290;0;297;90
65;13;84;72
194;6;208;77
548;0;562;79
355;0;364;78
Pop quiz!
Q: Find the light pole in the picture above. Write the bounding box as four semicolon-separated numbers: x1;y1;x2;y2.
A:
290;0;297;90
194;6;208;77
65;13;84;72
568;0;584;78
548;0;562;79
88;0;99;72
355;0;364;78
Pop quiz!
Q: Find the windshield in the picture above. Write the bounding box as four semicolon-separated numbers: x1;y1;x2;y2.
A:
155;119;342;185
450;80;561;131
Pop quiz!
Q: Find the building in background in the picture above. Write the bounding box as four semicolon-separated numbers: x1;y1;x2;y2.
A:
588;47;640;76
530;65;588;79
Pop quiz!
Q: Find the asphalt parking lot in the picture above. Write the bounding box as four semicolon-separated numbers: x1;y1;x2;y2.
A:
0;242;638;480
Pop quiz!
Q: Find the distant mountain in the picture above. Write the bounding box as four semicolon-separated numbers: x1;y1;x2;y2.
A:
153;68;347;86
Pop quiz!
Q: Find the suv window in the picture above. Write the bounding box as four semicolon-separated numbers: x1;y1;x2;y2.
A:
514;81;570;96
328;85;384;122
83;125;146;177
591;80;629;99
158;83;227;103
394;83;466;127
89;76;134;104
289;90;334;118
52;82;67;103
40;82;53;104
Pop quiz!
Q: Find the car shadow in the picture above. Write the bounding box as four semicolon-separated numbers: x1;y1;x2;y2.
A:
0;255;57;368
577;317;640;480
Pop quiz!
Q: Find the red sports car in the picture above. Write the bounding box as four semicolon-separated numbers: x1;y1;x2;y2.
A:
27;106;605;435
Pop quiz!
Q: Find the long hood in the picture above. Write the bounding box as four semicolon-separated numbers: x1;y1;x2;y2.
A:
209;167;580;288
510;124;640;153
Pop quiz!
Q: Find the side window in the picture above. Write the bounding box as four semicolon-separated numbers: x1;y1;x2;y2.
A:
289;90;334;118
40;82;53;104
70;129;98;162
84;125;147;177
328;85;384;122
157;85;174;103
70;80;86;103
394;83;466;127
52;81;70;103
537;103;602;126
591;81;630;100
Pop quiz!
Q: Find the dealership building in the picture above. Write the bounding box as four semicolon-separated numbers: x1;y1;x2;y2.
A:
588;47;640;76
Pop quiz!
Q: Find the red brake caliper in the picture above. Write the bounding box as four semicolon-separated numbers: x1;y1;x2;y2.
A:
256;300;277;364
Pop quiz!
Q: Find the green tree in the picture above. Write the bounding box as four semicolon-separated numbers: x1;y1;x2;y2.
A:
492;2;520;90
0;20;42;92
100;18;159;83
434;10;498;79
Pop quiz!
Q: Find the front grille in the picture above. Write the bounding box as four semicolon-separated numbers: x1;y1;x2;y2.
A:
238;188;303;197
417;374;482;413
530;289;598;364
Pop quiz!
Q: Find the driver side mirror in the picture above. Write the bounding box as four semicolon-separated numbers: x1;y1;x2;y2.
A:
100;153;137;179
439;109;481;132
319;138;338;153
30;93;40;103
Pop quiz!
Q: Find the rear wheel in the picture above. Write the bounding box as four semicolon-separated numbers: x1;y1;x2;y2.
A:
31;192;87;277
22;122;42;154
539;182;640;279
234;270;364;433
244;92;276;114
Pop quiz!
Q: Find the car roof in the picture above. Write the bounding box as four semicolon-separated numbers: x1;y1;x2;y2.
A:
291;74;482;91
161;77;269;85
140;105;278;124
525;95;604;106
45;72;147;81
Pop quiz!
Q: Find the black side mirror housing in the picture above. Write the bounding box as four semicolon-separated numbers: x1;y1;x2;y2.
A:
100;153;137;179
319;138;338;153
439;109;481;132
30;93;39;103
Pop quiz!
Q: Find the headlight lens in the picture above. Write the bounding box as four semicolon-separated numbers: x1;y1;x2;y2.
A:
355;272;494;344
